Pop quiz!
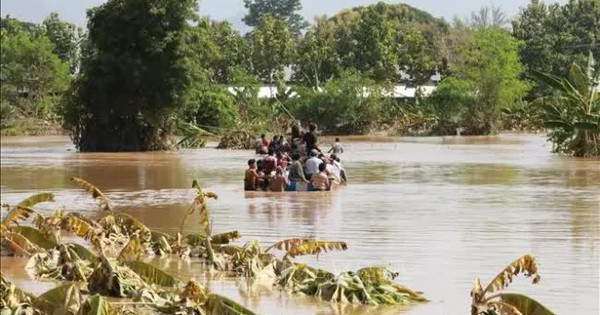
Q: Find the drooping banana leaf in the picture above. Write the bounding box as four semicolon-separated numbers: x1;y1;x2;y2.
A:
1;232;41;256
79;294;118;315
206;293;258;315
123;261;179;287
16;193;55;209
110;213;151;238
61;216;98;242
482;254;540;297
1;237;33;256
71;177;113;212
34;283;82;315
542;121;573;131
573;121;599;131
63;243;98;262
117;237;146;262
0;206;36;228
285;241;348;259
1;273;36;305
266;238;312;252
498;293;556;315
11;226;57;250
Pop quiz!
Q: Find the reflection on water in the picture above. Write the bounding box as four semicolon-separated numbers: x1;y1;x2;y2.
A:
1;134;599;315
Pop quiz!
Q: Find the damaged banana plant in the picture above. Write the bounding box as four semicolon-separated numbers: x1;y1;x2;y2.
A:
470;254;555;315
1;177;428;313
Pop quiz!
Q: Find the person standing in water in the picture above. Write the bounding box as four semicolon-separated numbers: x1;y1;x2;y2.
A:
270;167;289;192
303;123;320;154
287;153;308;191
309;163;330;191
244;159;260;191
328;138;344;154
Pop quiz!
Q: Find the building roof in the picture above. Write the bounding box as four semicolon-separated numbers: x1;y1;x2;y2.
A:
227;85;437;99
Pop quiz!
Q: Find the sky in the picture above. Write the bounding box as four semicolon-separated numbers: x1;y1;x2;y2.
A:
1;0;568;31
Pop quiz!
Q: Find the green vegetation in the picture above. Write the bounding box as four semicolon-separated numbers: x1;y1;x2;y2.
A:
0;179;429;313
531;53;599;157
471;254;555;315
1;179;559;314
0;16;71;135
1;0;598;156
428;27;530;135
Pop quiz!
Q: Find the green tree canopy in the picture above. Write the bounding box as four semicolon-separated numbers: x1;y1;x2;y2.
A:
513;0;600;96
42;12;83;74
429;27;530;135
243;0;308;37
62;0;198;152
1;19;70;119
249;15;294;84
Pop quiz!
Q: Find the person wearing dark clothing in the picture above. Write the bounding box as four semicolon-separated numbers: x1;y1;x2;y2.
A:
303;123;320;153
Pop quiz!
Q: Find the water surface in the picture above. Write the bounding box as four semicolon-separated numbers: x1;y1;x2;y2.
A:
1;134;598;315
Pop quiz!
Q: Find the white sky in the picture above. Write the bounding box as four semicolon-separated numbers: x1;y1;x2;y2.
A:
1;0;567;30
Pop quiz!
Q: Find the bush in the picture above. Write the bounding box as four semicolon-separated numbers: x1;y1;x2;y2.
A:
183;86;238;133
289;71;388;134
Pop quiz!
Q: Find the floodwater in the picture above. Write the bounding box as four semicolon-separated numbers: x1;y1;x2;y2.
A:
1;134;599;315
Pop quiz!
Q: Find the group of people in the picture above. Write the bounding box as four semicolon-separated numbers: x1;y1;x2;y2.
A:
245;122;347;192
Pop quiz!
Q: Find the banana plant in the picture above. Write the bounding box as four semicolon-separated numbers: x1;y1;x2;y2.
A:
177;122;214;149
531;52;600;157
470;254;555;315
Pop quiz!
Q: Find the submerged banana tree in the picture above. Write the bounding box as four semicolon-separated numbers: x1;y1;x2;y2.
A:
532;52;600;157
177;122;214;149
1;193;55;256
471;254;555;315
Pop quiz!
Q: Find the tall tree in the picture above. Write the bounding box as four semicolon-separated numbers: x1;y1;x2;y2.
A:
208;20;251;84
42;12;83;74
469;4;509;29
0;19;69;119
62;0;198;152
249;15;294;84
513;0;600;96
430;28;530;135
243;0;308;37
327;2;448;84
351;2;399;82
293;16;337;88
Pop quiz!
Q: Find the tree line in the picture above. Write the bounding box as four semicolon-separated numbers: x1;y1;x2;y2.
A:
0;0;598;155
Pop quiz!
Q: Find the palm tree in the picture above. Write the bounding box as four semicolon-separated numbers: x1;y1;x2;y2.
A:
532;52;600;157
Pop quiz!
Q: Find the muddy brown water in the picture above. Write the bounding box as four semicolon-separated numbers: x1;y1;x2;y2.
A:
1;134;598;315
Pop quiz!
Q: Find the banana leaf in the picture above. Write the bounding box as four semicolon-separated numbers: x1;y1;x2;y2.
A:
573;121;599;131
206;293;257;315
63;243;98;263
16;193;55;209
542;121;573;131
11;226;57;250
79;294;118;315
71;178;113;212
499;293;555;315
124;261;179;287
285;241;348;259
1;232;41;256
34;283;82;315
1;206;36;228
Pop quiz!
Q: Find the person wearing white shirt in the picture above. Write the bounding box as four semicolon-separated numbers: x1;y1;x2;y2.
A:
305;150;323;179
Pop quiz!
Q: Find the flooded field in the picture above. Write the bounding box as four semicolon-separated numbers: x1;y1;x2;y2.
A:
1;134;598;315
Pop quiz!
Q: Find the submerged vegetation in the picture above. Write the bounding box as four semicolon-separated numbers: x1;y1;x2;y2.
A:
471;255;555;315
1;0;598;156
1;178;431;314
